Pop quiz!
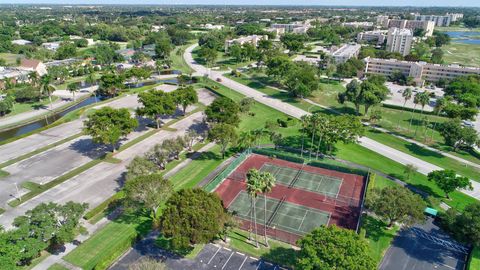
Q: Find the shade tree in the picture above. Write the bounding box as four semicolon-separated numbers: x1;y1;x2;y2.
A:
205;97;240;126
137;90;176;128
428;170;472;199
208;123;238;159
83;107;138;152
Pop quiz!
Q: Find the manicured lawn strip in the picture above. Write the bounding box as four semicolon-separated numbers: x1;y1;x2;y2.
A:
0;207;5;215
0;169;10;177
3;96;59;117
227;228;297;268
0;133;83;169
360;215;400;265
335;143;477;211
170;43;194;74
468;246;480;270
47;263;69;270
63;213;151;270
366;129;480;181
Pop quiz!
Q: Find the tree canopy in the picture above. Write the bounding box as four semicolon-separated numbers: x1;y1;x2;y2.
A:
83;106;138;152
296;225;376;270
160;189;229;250
137;90;177;128
205;97;240;126
427;170;472;199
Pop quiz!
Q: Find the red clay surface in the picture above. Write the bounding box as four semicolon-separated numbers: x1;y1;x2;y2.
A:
215;154;367;244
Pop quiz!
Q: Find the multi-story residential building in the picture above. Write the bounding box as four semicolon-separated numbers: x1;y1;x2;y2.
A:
364;57;480;85
377;16;435;36
224;35;268;52
386;28;413;56
414;13;463;27
356;30;387;45
331;44;361;64
270;22;311;34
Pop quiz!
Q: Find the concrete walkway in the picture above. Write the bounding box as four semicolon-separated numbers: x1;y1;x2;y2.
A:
184;43;480;201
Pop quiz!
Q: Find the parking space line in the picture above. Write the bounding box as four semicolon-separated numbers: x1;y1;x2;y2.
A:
207;246;221;264
238;256;248;270
222;251;234;270
255;260;262;270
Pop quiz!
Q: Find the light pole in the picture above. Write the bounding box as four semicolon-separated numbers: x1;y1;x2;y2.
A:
300;105;315;158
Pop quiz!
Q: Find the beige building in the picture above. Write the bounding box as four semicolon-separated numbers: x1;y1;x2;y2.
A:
364;57;480;85
224;35;268;52
386;28;413;56
357;30;387;45
332;44;361;64
414;13;463;27
377;16;435;36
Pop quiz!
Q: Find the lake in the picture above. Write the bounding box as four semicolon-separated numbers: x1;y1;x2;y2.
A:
445;31;480;45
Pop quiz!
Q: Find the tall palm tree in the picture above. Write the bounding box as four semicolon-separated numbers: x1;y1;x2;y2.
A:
414;91;430;137
259;172;276;247
67;82;79;101
246;169;262;248
238;131;255;150
430;97;447;140
398;87;413;129
409;91;421;131
40;74;55;109
308;114;320;159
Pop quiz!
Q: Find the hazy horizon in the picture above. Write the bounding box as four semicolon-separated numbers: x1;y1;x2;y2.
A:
1;0;479;8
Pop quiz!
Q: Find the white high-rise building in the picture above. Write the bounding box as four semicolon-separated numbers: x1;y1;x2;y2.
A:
386;28;413;56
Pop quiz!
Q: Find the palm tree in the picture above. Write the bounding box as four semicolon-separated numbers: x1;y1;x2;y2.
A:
398;87;413;129
67;82;79;101
85;72;96;86
246;169;262;248
252;128;268;147
259;172;276;247
409;91;421;132
40;74;55;109
430;97;447;141
238;131;255;150
414;91;430;137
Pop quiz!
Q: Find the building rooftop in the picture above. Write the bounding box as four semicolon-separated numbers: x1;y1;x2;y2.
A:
332;44;361;57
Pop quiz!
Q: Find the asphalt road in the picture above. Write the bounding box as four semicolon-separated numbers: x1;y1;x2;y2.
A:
379;217;469;270
183;44;480;200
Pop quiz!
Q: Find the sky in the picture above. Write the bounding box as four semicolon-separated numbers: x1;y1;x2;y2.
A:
1;0;479;7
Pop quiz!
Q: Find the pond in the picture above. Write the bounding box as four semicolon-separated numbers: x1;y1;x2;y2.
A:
445;31;480;45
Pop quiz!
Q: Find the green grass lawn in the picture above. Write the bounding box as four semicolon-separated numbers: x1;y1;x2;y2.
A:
360;215;400;266
0;96;59;119
170;44;194;74
468;246;480;270
47;263;69;270
366;129;480;182
335;142;477;211
191;47;255;71
226;72;480;165
63;213;151;270
227;228;297;268
442;43;480;68
0;53;24;65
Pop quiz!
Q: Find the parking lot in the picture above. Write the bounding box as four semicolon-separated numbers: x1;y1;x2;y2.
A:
379;217;469;270
195;244;285;270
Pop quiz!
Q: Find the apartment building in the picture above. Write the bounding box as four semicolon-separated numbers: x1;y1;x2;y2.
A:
414;13;463;27
332;44;361;64
224;35;268;52
356;30;387;45
364;57;480;85
270;22;310;34
386;28;413;56
342;21;374;29
377;16;435;36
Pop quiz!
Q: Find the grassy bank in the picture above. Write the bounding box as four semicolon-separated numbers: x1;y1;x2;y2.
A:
442;42;480;68
360;215;400;265
468;246;480;270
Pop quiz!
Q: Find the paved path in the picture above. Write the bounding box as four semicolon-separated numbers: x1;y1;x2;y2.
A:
163;142;215;179
184;44;480;200
0;86;97;129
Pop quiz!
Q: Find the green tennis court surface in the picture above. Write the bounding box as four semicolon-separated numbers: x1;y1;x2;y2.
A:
228;191;330;235
260;163;343;198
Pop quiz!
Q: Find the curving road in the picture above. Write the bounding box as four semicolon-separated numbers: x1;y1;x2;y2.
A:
183;44;480;200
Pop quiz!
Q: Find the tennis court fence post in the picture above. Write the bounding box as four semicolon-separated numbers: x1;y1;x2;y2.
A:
203;149;251;192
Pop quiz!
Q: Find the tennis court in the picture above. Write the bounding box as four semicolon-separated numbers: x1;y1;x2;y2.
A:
260;163;343;198
228;191;331;236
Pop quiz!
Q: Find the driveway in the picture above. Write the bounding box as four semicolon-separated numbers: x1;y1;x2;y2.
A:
379;217;469;270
